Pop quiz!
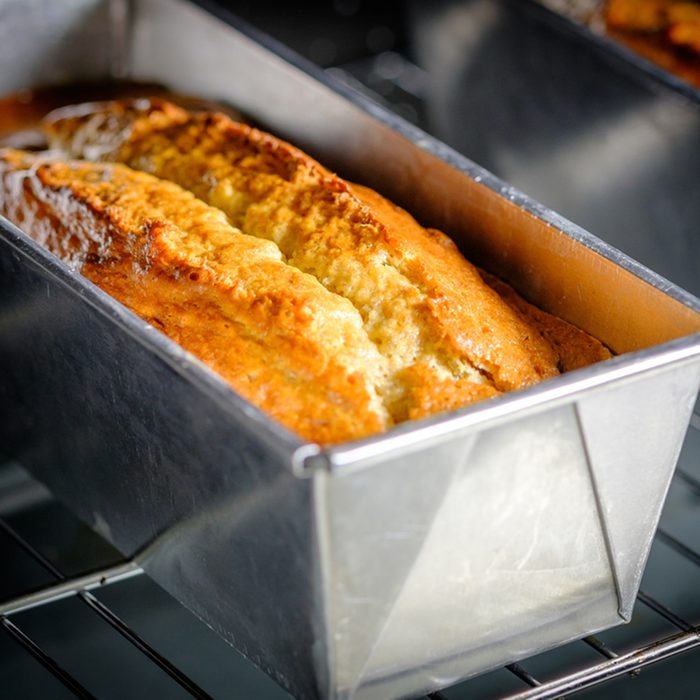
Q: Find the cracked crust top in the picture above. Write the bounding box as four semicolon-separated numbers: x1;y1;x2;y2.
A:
4;98;615;443
0;148;390;444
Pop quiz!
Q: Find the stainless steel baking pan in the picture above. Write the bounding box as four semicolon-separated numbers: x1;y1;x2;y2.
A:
1;1;700;699
411;0;700;297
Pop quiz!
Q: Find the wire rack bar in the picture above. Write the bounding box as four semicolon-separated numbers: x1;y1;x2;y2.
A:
656;529;700;568
0;516;213;699
582;635;618;660
77;589;214;700
0;561;143;616
0;615;96;700
675;468;700;497
502;628;700;700
0;517;64;579
637;590;695;632
506;663;541;687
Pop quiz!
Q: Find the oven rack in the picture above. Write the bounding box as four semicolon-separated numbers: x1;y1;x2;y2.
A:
1;406;698;699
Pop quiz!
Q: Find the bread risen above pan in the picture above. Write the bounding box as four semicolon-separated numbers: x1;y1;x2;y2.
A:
0;99;611;443
0;149;392;443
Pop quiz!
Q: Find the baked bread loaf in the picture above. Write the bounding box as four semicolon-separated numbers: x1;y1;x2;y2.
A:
0;148;390;443
0;98;611;444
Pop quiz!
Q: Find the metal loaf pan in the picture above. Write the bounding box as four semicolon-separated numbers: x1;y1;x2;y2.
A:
1;1;699;698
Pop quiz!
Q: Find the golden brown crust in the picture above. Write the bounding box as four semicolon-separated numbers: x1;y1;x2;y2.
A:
36;98;614;440
349;184;561;389
391;362;500;423
44;100;564;396
0;148;388;444
479;270;613;372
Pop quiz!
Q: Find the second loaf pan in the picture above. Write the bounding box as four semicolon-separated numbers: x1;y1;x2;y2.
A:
411;0;700;296
1;0;700;698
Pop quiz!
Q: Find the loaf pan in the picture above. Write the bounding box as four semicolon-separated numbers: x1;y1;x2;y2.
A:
1;1;699;699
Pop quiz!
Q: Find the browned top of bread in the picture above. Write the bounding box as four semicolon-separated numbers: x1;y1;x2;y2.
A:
0;148;390;444
479;270;613;373
15;98;613;443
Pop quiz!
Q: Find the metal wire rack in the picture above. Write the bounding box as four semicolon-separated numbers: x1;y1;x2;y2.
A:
1;407;698;699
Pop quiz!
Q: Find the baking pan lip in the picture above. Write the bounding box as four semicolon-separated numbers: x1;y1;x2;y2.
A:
526;0;700;105
0;214;305;460
11;208;698;479
319;331;700;472
189;0;699;315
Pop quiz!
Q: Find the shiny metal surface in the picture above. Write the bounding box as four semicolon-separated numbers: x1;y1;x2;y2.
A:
1;1;700;698
0;221;320;698
411;0;700;296
0;0;118;91
0;561;143;616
